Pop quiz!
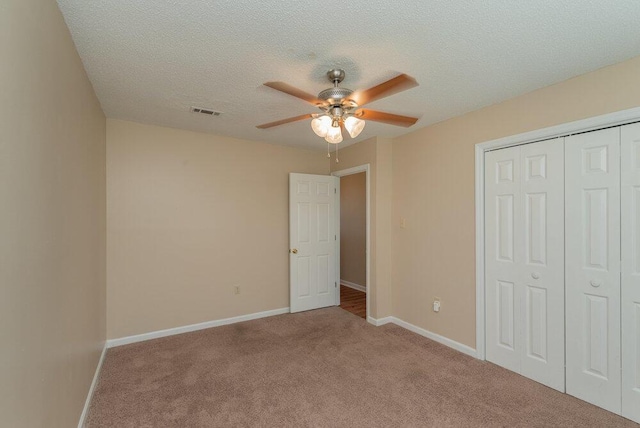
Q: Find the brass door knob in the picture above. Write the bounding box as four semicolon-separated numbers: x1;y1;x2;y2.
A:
291;249;298;254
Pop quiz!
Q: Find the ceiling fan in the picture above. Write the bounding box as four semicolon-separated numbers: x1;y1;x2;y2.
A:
256;69;420;146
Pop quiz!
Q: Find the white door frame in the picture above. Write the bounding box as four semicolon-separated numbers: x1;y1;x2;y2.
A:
475;106;640;361
332;164;371;322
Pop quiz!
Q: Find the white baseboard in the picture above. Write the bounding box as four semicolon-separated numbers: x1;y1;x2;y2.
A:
388;317;477;358
78;343;107;428
367;316;392;326
340;280;366;293
106;307;290;348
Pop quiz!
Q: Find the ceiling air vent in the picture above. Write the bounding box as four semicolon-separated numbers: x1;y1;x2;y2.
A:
190;106;222;116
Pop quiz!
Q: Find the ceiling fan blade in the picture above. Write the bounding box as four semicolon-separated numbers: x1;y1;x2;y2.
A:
356;109;419;127
263;82;322;105
347;74;418;107
256;113;313;129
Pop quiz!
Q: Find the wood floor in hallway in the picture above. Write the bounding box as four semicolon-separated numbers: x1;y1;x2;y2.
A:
339;284;366;319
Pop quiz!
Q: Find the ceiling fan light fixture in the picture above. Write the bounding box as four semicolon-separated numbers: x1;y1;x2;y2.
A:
257;69;419;155
325;125;343;144
344;116;365;138
311;116;331;137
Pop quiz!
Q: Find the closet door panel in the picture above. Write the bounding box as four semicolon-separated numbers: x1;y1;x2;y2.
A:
520;138;565;392
621;123;640;423
485;146;523;372
565;127;621;414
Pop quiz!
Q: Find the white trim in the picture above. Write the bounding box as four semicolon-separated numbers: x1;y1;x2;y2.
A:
367;315;476;358
340;279;366;293
367;316;393;326
78;344;107;428
389;317;477;358
331;164;370;177
106;307;290;348
475;145;486;360
334;176;341;307
332;164;371;324
475;106;640;362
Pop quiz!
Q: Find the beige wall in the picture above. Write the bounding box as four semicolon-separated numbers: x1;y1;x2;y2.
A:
340;173;366;286
392;55;640;348
375;139;394;318
0;0;106;426
107;119;328;338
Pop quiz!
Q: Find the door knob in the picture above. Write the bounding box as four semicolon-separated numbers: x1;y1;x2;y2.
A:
531;272;540;280
291;249;298;254
590;280;601;288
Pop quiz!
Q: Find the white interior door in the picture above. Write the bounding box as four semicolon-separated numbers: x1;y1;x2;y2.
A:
519;138;565;392
485;139;565;391
565;127;621;414
289;173;339;313
486;145;522;373
621;123;640;423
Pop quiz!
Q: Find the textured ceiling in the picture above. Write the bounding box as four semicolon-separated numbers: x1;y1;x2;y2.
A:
56;0;640;150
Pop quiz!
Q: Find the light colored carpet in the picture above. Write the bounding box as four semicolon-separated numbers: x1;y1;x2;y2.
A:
87;307;636;427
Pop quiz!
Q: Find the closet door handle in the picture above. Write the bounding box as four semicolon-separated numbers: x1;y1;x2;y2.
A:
590;280;601;288
531;272;540;280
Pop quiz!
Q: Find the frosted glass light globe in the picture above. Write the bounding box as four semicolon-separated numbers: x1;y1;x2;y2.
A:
344;116;365;138
324;125;343;144
311;116;331;137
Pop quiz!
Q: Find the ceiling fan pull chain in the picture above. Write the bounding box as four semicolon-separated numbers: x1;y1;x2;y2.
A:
327;141;331;158
335;144;339;163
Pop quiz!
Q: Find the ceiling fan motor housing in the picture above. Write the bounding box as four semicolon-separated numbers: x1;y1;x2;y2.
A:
317;69;355;107
318;87;353;105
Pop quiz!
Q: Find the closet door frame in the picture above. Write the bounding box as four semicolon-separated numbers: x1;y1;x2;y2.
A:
475;106;640;361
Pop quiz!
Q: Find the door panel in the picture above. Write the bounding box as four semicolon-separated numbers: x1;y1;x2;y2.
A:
520;138;565;392
290;173;338;313
565;127;621;414
622;123;640;423
498;280;516;350
525;192;546;265
497;194;515;262
317;255;329;294
526;285;547;360
297;256;310;297
297;203;310;242
584;294;609;378
486;146;522;373
583;188;608;270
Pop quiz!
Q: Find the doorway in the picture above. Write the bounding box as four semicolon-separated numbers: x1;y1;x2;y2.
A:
333;165;370;320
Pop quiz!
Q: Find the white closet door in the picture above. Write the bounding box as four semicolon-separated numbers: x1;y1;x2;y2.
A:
486;146;522;373
519;138;565;392
565;127;621;414
621;123;640;423
485;140;564;391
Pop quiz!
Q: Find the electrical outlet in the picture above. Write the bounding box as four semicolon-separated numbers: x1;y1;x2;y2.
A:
233;286;240;295
400;217;407;229
433;298;441;312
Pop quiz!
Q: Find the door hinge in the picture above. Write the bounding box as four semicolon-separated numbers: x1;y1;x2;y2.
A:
334;188;336;194
335;282;337;288
335;235;337;240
